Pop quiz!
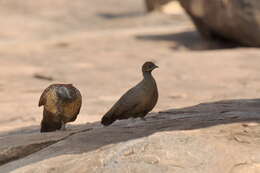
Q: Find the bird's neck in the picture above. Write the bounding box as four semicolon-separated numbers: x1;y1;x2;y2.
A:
143;71;153;80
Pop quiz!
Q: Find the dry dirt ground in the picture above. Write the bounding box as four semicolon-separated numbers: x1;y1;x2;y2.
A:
1;1;260;172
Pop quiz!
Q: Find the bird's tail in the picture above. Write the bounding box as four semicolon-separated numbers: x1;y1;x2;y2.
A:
101;113;116;126
40;109;62;133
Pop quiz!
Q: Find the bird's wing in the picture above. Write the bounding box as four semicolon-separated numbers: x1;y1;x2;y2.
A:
38;85;55;107
70;97;82;122
106;85;143;117
73;88;82;116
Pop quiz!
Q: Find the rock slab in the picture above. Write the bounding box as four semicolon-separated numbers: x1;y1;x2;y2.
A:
178;0;260;46
1;99;260;173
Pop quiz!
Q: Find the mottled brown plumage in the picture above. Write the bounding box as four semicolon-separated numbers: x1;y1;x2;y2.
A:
39;84;82;132
101;61;159;126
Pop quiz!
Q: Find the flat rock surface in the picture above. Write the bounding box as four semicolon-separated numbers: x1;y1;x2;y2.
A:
1;0;260;172
1;99;260;173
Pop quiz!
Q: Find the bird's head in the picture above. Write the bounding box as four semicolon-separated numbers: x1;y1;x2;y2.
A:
142;61;159;73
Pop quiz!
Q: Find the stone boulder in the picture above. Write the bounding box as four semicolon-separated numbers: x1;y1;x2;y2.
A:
145;0;174;12
1;99;260;173
178;0;260;46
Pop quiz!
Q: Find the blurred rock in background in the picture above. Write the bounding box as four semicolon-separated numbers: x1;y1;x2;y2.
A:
145;0;183;15
178;0;260;46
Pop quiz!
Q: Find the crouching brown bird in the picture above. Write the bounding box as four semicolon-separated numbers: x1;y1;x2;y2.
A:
101;61;159;126
39;84;82;132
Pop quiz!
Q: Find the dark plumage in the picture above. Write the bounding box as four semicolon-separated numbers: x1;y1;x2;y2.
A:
39;84;82;132
101;61;159;126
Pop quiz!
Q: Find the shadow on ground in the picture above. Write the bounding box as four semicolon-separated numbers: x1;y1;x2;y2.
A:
1;98;260;171
136;31;241;50
97;12;145;19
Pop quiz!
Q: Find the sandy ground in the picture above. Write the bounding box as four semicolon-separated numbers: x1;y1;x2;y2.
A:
0;0;260;133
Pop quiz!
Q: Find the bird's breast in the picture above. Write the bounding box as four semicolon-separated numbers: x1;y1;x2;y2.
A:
141;80;158;109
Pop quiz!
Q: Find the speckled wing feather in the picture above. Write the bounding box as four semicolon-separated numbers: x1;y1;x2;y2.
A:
39;84;82;132
38;84;55;107
62;87;82;122
73;88;82;116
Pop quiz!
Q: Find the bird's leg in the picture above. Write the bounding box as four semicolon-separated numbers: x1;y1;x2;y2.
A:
141;117;146;121
60;121;66;131
56;102;66;131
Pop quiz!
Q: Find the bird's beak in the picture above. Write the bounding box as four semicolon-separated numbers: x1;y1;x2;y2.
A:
154;65;159;69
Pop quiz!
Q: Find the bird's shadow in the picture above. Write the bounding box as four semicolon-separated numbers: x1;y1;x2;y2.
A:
1;98;260;171
136;30;241;50
97;12;145;19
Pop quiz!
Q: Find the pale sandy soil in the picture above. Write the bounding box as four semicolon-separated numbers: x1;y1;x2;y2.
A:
0;0;260;133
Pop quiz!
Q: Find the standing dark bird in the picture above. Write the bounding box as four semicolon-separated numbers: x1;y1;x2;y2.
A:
101;61;159;126
39;84;82;132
